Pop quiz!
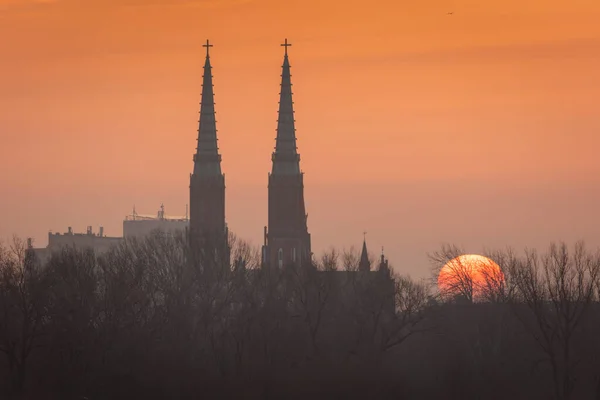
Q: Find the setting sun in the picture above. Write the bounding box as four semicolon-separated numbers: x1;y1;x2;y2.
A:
438;254;504;301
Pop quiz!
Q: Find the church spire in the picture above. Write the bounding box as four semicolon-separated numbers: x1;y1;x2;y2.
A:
271;38;300;175
359;232;370;272
193;39;222;177
264;39;311;270
189;39;228;265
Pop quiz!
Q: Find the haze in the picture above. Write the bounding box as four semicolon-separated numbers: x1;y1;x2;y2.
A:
1;0;599;278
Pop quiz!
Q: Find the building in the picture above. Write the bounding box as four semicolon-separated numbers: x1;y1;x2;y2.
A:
29;226;122;264
188;40;229;264
29;39;396;312
257;40;394;311
123;204;189;239
261;39;311;269
335;237;395;314
30;204;187;264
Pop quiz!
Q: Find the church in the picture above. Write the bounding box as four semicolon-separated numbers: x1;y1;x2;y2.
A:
188;38;393;288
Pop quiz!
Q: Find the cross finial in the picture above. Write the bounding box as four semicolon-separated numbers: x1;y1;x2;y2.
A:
363;231;367;241
203;39;213;57
281;38;292;55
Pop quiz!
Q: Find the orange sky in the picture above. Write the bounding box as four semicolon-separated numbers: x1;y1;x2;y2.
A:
1;0;599;277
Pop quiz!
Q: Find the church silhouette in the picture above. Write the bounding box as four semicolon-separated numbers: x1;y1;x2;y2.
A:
189;39;393;305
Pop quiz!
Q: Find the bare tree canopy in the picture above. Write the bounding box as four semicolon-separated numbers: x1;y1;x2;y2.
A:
2;238;600;399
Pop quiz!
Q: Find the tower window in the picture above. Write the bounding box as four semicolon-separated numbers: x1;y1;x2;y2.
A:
292;247;297;263
278;248;283;268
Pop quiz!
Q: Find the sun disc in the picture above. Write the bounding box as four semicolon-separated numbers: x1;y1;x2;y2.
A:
438;254;504;300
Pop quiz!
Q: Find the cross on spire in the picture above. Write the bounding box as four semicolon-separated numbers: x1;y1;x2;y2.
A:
281;38;292;55
363;231;367;241
203;39;213;57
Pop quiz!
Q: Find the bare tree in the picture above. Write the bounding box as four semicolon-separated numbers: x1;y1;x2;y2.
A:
319;247;339;271
430;244;510;303
381;274;430;351
41;245;103;397
346;267;429;366
482;247;520;303
508;242;600;400
286;261;333;359
0;237;50;392
228;231;261;271
429;244;472;302
340;245;378;272
342;246;360;272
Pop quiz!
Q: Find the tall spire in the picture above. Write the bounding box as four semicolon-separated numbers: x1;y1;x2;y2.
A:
265;38;311;270
193;39;222;177
359;232;370;272
271;38;300;175
189;39;228;267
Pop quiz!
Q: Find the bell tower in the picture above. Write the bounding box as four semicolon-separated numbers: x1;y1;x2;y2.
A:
262;39;311;269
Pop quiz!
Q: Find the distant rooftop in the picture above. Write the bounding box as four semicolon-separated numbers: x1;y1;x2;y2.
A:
50;225;113;238
124;204;189;222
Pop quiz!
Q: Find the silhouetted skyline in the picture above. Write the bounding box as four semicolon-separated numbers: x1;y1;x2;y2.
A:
2;2;600;398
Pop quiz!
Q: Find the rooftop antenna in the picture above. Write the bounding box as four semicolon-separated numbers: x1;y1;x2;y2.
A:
132;205;137;220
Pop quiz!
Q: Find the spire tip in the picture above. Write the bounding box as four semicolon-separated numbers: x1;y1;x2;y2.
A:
281;38;292;56
203;39;213;57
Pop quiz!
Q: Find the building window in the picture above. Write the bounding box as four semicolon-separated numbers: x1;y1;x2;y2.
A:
278;248;283;268
292;247;296;263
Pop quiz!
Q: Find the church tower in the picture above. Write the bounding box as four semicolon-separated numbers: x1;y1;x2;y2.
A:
262;39;311;269
189;40;228;260
359;235;371;272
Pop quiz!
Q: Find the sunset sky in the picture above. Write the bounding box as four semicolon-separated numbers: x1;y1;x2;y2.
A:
1;0;599;278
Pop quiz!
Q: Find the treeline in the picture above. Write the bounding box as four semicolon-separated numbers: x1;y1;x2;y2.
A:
1;234;600;400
